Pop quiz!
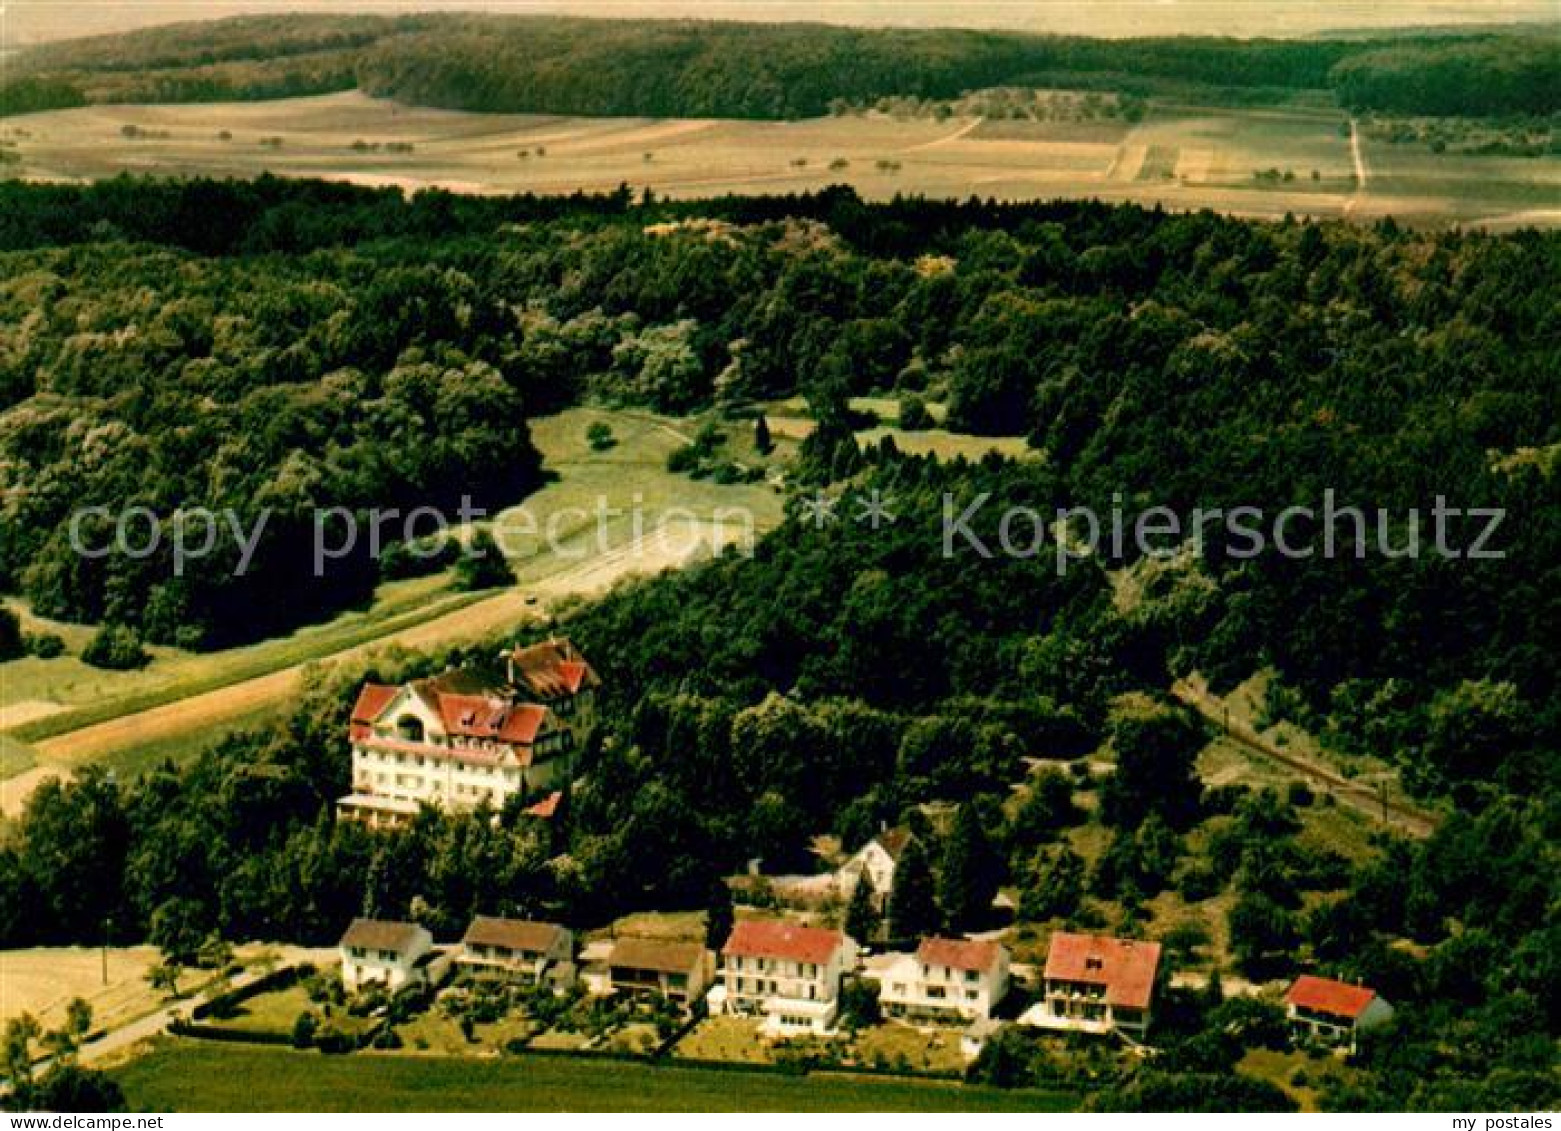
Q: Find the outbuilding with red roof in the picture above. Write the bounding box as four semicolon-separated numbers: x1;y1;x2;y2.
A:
1285;975;1394;1052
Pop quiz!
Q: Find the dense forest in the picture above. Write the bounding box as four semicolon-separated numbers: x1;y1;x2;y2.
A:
3;14;1557;120
0;178;1556;1108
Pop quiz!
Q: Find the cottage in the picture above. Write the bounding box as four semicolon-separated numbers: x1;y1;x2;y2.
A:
711;919;858;1036
876;937;1011;1022
458;917;574;989
1285;975;1394;1053
604;937;710;1004
834;826;914;912
336;664;580;827
339;918;434;993
1021;932;1162;1041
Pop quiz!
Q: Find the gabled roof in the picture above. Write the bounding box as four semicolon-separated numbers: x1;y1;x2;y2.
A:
1285;975;1380;1020
434;693;550;744
872;826;914;861
339;918;427;955
918;937;1004;974
462;916;568;954
723;920;847;965
608;937;706;975
1043;932;1161;1011
524;791;563;819
351;671;553;748
350;683;400;742
510;638;600;699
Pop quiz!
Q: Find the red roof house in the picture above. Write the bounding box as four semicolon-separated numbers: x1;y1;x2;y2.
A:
1285;975;1394;1049
1024;932;1163;1039
723;920;849;967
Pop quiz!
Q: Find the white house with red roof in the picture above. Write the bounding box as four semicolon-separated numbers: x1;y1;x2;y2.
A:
1284;975;1393;1053
710;918;858;1035
874;936;1011;1021
1021;931;1162;1040
336;662;583;828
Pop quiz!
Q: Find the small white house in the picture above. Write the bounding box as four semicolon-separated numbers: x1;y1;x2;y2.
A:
339;918;434;993
1285;975;1394;1053
711;919;858;1036
834;827;914;912
876;937;1011;1022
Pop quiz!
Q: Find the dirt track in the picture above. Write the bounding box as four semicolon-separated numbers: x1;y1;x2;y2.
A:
11;520;732;811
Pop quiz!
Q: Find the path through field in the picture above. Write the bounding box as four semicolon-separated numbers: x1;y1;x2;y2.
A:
7;520;728;813
1345;116;1369;215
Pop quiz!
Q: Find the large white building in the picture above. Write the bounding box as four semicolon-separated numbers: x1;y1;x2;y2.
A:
337;639;597;827
338;918;434;992
711;919;858;1036
876;937;1011;1022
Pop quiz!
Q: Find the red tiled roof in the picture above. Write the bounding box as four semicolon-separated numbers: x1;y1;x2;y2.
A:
1285;975;1378;1020
351;672;552;752
511;638;599;699
524;791;563;819
433;692;550;745
917;937;1003;973
723;919;846;965
1043;932;1162;1011
353;683;400;724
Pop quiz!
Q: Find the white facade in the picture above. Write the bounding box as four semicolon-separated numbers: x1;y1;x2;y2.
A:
339;921;434;993
716;926;859;1036
876;942;1010;1022
1288;996;1394;1052
338;681;571;827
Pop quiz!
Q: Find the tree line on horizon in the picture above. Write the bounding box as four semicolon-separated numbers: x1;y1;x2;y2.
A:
3;14;1557;120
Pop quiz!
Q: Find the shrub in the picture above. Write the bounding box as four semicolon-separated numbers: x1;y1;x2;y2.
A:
586;421;617;451
454;529;515;591
81;624;150;670
898;394;934;431
0;607;25;659
291;1011;318;1049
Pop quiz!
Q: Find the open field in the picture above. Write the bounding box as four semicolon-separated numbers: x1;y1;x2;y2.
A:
0;407;783;814
6;91;1560;227
109;1039;1077;1112
0;943;307;1034
8;1;1554;47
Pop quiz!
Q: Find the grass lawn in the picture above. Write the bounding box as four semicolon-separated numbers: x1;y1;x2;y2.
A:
849;1022;965;1076
673;1016;773;1063
111;1039;1077;1112
1238;1047;1349;1112
204;984;315;1036
396;1011;535;1055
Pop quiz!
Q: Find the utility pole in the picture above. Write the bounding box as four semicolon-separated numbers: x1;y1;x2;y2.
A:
102;917;112;985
